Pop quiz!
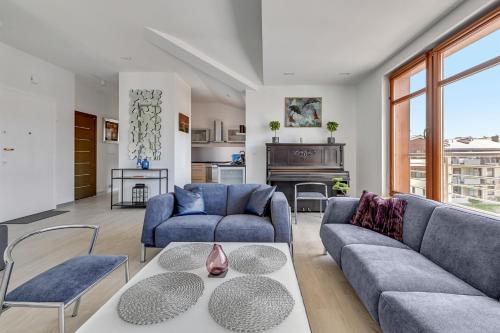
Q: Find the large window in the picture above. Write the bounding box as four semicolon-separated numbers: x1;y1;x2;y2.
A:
390;8;500;214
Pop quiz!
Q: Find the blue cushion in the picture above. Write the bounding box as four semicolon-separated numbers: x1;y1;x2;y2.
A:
379;292;500;333
215;214;274;242
320;223;409;267
420;205;500;299
227;184;264;215
394;193;440;251
154;215;223;247
185;184;228;216
5;255;127;304
341;244;483;322
297;192;326;199
174;186;206;216
245;186;276;216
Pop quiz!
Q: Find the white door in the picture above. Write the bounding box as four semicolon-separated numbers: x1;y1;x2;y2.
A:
0;86;55;222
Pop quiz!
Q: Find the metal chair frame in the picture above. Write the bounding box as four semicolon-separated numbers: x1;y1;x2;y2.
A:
294;182;329;224
0;225;129;333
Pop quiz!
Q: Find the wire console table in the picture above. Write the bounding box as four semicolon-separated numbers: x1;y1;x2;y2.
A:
111;168;168;209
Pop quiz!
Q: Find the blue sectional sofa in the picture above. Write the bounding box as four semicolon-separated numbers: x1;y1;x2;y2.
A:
320;193;500;333
141;183;292;261
0;225;7;271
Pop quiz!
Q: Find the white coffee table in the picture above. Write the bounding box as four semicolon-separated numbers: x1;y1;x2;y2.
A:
77;242;311;333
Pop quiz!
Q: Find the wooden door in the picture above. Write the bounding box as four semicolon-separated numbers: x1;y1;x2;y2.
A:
75;111;97;200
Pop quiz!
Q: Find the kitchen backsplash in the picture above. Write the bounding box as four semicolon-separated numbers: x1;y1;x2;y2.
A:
191;147;245;163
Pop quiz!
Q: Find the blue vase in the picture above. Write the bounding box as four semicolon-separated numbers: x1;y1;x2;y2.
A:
141;158;150;170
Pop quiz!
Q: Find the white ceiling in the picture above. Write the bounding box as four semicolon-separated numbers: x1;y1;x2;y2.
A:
262;0;463;84
0;0;466;106
0;0;263;108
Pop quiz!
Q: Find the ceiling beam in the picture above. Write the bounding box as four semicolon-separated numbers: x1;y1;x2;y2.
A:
144;27;259;91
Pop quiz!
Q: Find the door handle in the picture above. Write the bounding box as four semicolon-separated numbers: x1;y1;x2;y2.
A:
3;148;15;151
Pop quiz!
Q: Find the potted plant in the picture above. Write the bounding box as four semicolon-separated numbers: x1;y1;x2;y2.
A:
332;177;349;196
269;121;281;143
326;121;339;144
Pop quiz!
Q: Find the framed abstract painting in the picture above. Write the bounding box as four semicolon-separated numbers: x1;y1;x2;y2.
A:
285;97;322;127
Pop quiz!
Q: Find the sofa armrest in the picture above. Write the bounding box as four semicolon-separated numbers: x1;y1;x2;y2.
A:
270;191;292;244
141;193;175;247
322;197;359;225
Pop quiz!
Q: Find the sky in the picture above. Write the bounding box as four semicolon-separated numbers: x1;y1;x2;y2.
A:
409;29;499;139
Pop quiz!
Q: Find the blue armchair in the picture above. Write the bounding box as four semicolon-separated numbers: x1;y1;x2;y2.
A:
141;183;292;262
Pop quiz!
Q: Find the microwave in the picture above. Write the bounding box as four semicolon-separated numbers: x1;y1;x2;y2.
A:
192;128;210;143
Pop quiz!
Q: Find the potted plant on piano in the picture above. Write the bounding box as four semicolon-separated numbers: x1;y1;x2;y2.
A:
332;177;349;196
269;120;281;143
326;121;339;144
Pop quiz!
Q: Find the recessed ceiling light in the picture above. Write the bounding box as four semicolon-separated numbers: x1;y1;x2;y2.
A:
283;72;295;76
120;56;132;61
338;72;351;76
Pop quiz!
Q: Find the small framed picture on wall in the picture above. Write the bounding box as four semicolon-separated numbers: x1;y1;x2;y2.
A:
103;118;119;143
179;113;190;133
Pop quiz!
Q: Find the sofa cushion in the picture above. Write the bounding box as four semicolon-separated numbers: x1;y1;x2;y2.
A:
420;205;500;299
226;184;263;215
395;193;440;252
5;255;127;304
351;191;407;241
215;214;274;243
351;190;377;227
341;244;483;321
379;292;500;333
154;215;223;247
174;185;206;216
319;224;409;267
245;186;276;216
185;184;227;216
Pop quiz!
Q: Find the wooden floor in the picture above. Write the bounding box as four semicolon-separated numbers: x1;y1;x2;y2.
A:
0;195;380;333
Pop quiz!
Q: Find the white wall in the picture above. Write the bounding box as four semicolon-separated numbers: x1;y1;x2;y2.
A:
75;76;119;194
246;85;357;195
173;75;192;187
355;0;495;196
0;41;75;205
192;102;245;141
119;72;191;192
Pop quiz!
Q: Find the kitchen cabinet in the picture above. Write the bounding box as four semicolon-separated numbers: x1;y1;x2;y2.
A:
191;163;207;183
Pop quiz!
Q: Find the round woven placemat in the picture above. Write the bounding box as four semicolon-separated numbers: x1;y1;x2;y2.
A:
117;272;204;325
209;275;295;332
228;245;287;274
158;243;212;271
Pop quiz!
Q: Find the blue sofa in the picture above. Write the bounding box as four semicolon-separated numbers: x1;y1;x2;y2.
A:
320;194;500;333
141;183;292;261
0;225;7;271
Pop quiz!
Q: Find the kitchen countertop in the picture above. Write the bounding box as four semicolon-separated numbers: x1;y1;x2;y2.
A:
217;164;245;168
192;161;245;167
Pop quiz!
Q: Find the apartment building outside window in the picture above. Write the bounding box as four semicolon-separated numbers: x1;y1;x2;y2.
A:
390;8;500;215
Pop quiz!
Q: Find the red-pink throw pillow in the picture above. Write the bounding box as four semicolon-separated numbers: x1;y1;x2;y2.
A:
351;190;407;241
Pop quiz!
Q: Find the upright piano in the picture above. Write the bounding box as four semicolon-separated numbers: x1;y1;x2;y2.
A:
266;143;350;212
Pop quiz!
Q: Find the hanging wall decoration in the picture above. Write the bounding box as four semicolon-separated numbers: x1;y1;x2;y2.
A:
285;97;322;127
128;89;162;160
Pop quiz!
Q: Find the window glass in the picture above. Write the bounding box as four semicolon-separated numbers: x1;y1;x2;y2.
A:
442;65;500;214
443;28;500;79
